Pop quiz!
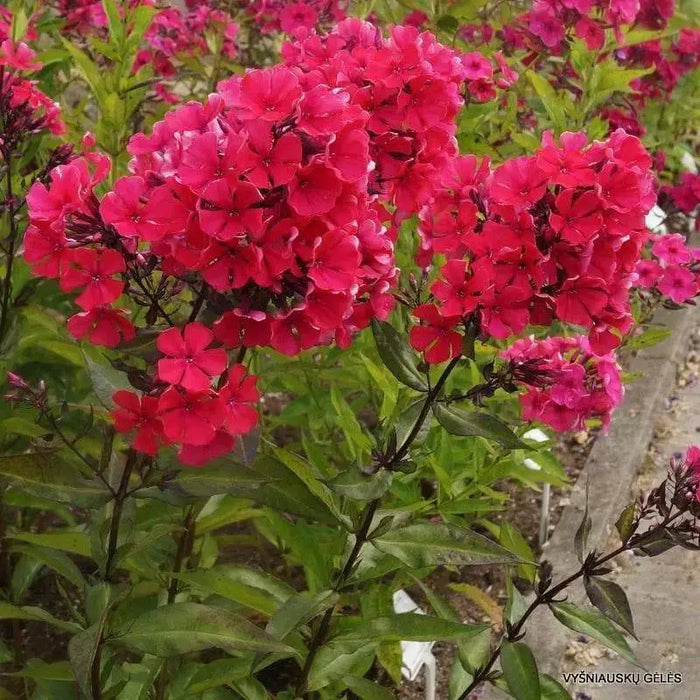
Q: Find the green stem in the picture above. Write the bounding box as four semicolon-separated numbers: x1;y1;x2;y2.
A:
105;453;136;581
154;506;197;700
0;129;18;345
295;349;468;697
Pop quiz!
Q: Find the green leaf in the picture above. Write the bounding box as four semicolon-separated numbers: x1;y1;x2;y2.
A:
500;641;540;700
615;504;637;543
270;446;349;525
266;590;337;641
175;565;294;617
4;661;74;682
102;0;125;47
626;327;671;350
68;625;102;698
432;404;526;449
240;456;342;525
11;531;91;558
307;641;376;691
549;602;641;668
0;453;111;508
82;350;131;409
373;523;521;568
499;522;537;584
329;467;393;501
110;603;295;657
329;386;374;457
335;614;489;643
0;602;81;634
59;37;107;101
540;673;572;699
504;576;529;626
344;676;395;699
159;460;268;501
584;577;636;638
11;543;85;590
371;319;428;392
180;659;252;696
526;70;567;130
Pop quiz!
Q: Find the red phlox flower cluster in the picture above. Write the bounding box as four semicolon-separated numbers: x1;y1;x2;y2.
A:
239;0;347;35
282;19;516;222
24;63;401;463
663;172;700;215
0;40;65;136
517;0;675;54
636;233;700;304
134;4;238;92
685;445;700;502
502;335;623;432
413;129;656;359
110;353;260;466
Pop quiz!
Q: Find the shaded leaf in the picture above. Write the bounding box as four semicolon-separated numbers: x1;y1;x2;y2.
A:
432;404;526;449
500;641;540;700
175;565;294;617
584;576;636;638
110;602;295;657
549;602;641;668
540;673;572;699
329;467;393;501
373;523;521;568
345;676;395;700
371;319;428;392
0;453;110;508
265;590;338;641
0;602;81;633
615;505;637;543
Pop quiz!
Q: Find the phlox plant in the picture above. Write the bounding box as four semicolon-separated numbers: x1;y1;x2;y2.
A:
0;2;699;700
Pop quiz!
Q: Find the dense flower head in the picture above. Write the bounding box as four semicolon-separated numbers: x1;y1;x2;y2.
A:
133;4;238;86
240;0;348;35
109;361;260;466
52;0;238;96
635;232;700;304
414;130;656;356
664;172;700;215
685;445;700;502
502;335;624;432
0;40;65;138
24;61;402;465
282;19;515;223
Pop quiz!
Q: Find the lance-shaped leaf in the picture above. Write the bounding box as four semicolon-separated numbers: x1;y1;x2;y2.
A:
371;319;428;392
373;523;521;568
329;467;393;501
174;565;294;617
615;504;637;543
540;674;572;699
345;676;396;699
0;453;111;508
271;446;350;525
549;602;641;668
109;602;295;657
432;404;526;449
584;576;636;638
333;613;489;643
500;641;540;700
266;591;338;641
0;602;81;634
